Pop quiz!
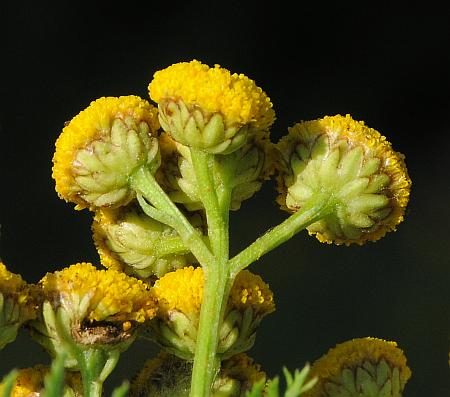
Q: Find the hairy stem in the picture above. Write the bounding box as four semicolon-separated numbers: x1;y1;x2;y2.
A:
190;148;229;259
189;148;232;397
229;192;334;276
131;166;214;267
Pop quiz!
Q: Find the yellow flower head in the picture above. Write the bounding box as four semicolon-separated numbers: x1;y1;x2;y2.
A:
40;263;157;328
0;365;82;397
52;95;160;209
149;60;275;153
149;60;275;129
92;205;189;279
305;337;411;397
0;262;37;322
152;266;274;317
277;114;411;245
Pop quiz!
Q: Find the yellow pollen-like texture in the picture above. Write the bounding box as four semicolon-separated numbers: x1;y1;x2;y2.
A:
0;365;83;397
149;60;275;129
0;262;27;297
229;270;275;315
40;262;157;324
52;95;159;208
0;262;37;320
152;266;204;315
91;209;123;271
0;365;47;397
152;267;275;316
309;337;411;388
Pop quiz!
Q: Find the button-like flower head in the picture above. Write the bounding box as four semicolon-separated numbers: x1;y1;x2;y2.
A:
92;204;194;279
149;60;275;154
40;262;156;332
147;266;275;359
277;115;411;245
30;263;157;369
0;262;38;349
304;337;411;397
52;96;160;209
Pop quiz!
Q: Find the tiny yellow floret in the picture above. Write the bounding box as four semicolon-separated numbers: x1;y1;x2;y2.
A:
229;270;275;315
152;266;275;316
152;266;204;315
149;60;275;129
40;262;157;326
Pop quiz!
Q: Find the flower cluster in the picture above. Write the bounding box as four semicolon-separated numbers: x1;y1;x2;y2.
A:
1;59;413;397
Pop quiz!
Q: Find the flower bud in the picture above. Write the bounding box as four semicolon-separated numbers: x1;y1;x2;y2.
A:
0;365;83;397
0;262;38;349
149;60;275;154
276;115;411;245
130;352;265;397
52;96;160;210
146;267;274;360
92;204;197;279
304;337;411;397
157;132;275;211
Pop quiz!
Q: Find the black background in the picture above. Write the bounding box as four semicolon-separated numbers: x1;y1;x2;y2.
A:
1;2;449;396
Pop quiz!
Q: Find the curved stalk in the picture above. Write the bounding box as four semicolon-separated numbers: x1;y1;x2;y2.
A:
229;192;334;276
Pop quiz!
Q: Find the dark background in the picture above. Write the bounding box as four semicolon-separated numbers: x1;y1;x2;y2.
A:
1;2;449;396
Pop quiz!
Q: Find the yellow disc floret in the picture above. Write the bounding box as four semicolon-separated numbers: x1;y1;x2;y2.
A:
52;95;159;209
152;266;204;316
40;263;157;326
149;60;275;129
152;266;274;316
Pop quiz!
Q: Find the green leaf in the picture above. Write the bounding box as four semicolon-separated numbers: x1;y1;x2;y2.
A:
245;379;266;397
1;369;18;397
42;353;66;397
111;381;129;397
245;365;317;397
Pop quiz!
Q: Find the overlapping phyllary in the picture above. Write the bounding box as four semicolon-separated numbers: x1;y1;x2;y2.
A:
1;60;412;397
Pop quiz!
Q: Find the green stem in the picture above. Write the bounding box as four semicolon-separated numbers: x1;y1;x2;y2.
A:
190;148;228;260
76;348;119;397
155;236;191;256
131;166;214;267
189;149;233;397
229;192;334;276
190;263;229;397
